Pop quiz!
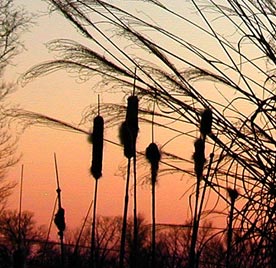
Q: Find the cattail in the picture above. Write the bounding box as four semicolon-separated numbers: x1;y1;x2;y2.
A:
193;138;206;179
145;142;161;268
200;108;212;137
227;187;239;202
226;187;238;268
54;207;66;236
119;121;135;159
146;142;161;183
91;115;104;180
126;95;139;142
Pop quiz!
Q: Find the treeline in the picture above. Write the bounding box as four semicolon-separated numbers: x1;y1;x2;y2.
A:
0;210;271;268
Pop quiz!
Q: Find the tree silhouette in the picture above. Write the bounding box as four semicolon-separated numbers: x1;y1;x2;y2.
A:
0;0;32;210
9;0;276;266
0;210;46;258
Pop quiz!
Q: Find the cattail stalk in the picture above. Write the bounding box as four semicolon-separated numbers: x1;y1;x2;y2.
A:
126;94;139;266
189;108;212;268
119;159;131;268
146;142;161;268
119;122;133;268
18;164;24;250
73;199;93;266
119;92;139;268
14;165;26;268
90;114;104;268
53;153;65;268
226;188;239;268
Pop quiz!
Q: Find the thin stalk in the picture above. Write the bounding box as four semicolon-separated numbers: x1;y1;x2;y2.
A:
195;153;214;266
188;174;201;268
196;153;214;225
42;197;57;263
226;198;235;268
18;164;24;249
146;142;160;268
75;199;93;255
91;178;99;268
132;153;138;268
132;69;138;268
13;165;26;268
151;172;156;268
119;158;131;268
54;153;65;268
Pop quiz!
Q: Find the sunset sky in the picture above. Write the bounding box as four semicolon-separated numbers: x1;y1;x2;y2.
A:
5;0;229;241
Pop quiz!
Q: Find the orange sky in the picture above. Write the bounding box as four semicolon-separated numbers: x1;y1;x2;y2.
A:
5;0;230;241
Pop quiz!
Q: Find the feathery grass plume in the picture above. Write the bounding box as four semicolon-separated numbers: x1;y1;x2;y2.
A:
146;142;161;181
90;115;104;180
200;108;212;138
119;121;135;159
193;138;206;179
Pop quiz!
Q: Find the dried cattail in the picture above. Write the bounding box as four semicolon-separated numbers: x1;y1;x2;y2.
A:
119;121;135;159
54;207;66;234
200;108;212;137
146;142;161;183
193;138;205;178
91;115;104;179
226;187;239;202
126;95;139;142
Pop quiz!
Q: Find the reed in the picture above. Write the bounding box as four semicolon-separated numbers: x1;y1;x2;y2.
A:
189;108;212;268
146;142;161;268
226;187;239;268
90;113;104;268
119;90;139;268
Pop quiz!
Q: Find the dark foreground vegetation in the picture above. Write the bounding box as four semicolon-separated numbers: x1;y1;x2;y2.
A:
0;211;267;268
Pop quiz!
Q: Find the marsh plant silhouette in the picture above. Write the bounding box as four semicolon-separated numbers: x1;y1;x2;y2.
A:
118;93;139;268
89;111;104;268
5;0;276;267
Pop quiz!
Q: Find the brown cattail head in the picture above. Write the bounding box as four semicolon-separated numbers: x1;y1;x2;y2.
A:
193;138;206;179
200;108;212;137
119;121;135;159
226;187;239;202
54;207;66;233
91;115;104;180
146;142;161;184
126;95;139;142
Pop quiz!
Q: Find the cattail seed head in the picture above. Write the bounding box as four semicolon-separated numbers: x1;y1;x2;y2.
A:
91;115;104;179
119;121;135;159
146;142;161;183
193;138;205;179
200;108;212;137
126;95;139;142
227;187;239;202
54;207;66;233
